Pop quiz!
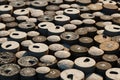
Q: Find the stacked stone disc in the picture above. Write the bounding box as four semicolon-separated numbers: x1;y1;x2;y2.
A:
0;0;120;80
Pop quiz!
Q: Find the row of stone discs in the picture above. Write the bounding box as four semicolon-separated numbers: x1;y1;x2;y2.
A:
0;43;120;80
0;1;119;17
0;52;120;80
0;0;120;80
0;17;120;79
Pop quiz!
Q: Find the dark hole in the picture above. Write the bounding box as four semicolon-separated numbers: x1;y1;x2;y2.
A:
29;60;35;64
67;10;73;12
33;45;39;48
6;44;12;48
4;5;8;8
110;71;118;74
114;27;120;29
41;24;46;27
80;7;84;9
84;58;90;62
103;35;107;38
56;17;62;19
21;9;25;12
34;2;39;4
1;56;7;59
12;33;19;35
109;1;112;3
45;18;50;20
5;70;11;74
67;74;73;79
27;25;32;27
52;0;55;2
56;26;60;29
17;3;21;5
66;36;70;39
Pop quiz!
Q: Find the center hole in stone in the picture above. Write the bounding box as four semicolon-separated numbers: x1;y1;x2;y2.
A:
84;58;90;62
21;9;25;12
109;1;112;3
66;35;71;39
67;74;73;79
27;25;32;27
45;17;50;20
29;60;35;64
5;69;11;74
110;71;118;74
56;17;62;19
13;33;19;35
6;44;12;48
80;7;84;9
4;5;8;8
103;35;107;38
52;0;56;2
33;45;39;48
114;27;120;29
1;56;7;59
17;3;21;5
41;24;46;27
56;26;60;29
34;2;39;4
67;10;73;12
